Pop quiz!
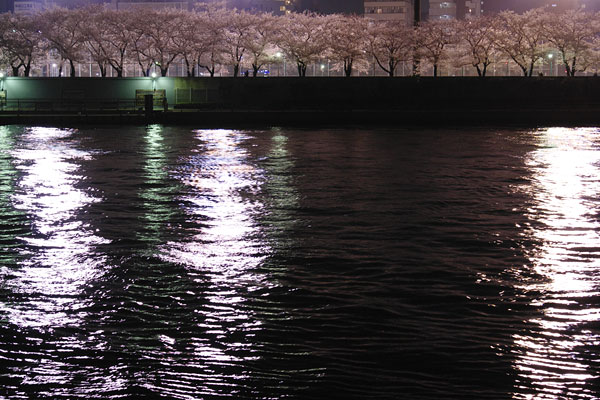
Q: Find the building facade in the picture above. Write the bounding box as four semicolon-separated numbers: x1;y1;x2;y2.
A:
364;0;413;24
110;0;191;10
227;0;298;14
481;0;586;14
364;0;480;23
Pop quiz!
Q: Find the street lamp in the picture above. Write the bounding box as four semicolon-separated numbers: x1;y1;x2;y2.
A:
151;71;157;90
548;53;553;76
0;72;4;91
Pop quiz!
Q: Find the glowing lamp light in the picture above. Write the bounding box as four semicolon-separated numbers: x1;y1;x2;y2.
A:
151;72;157;78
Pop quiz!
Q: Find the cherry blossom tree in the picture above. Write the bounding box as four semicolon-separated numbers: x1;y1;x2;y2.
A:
171;11;203;77
276;12;330;77
415;19;459;77
98;9;136;77
457;16;501;77
495;9;547;77
326;14;369;77
218;8;255;77
79;7;112;77
242;12;279;77
130;8;181;77
39;8;87;77
542;9;600;77
367;21;414;77
0;13;42;77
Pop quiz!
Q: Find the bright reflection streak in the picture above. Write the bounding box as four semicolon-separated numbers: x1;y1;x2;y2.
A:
140;124;176;244
0;127;108;329
262;131;300;251
162;130;268;395
512;128;600;399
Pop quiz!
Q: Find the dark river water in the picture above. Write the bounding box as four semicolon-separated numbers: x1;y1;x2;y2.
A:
0;125;599;400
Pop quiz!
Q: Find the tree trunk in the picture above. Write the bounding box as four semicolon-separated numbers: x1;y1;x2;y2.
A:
115;67;123;78
161;67;168;77
297;63;307;77
12;66;20;77
69;60;76;78
99;64;106;77
58;63;63;77
388;60;395;77
233;64;240;77
24;61;31;77
252;64;259;77
344;59;353;77
475;64;482;77
433;64;438;77
185;58;192;77
201;64;215;77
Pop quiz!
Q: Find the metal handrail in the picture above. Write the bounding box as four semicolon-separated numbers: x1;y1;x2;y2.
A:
0;98;145;115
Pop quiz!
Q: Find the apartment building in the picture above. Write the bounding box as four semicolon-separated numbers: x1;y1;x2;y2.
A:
364;0;480;23
363;0;413;24
227;0;298;14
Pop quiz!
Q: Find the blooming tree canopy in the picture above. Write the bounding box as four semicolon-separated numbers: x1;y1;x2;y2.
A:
2;6;600;78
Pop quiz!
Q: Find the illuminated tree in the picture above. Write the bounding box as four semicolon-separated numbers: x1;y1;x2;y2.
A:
416;19;459;77
0;13;42;77
219;8;255;77
542;9;600;77
100;9;136;77
495;9;547;77
326;14;369;77
39;8;86;77
130;9;181;77
80;7;111;77
276;12;329;77
243;12;279;77
367;21;414;77
457;16;501;77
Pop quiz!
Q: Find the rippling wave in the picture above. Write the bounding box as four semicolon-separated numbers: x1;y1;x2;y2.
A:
1;126;599;399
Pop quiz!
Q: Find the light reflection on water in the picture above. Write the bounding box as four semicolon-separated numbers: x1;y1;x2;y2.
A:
1;127;107;329
2;126;600;399
161;129;270;396
512;128;600;399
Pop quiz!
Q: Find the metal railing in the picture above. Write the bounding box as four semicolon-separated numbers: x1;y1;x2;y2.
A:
0;98;146;116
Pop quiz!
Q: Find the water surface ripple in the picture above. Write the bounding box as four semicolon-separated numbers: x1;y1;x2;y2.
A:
1;126;599;399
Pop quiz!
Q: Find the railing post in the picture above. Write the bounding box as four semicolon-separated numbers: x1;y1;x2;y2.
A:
144;94;153;121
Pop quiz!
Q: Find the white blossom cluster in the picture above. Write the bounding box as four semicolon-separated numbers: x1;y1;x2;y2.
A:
1;6;599;78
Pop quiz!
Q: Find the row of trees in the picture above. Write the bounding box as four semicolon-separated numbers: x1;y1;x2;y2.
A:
1;6;599;78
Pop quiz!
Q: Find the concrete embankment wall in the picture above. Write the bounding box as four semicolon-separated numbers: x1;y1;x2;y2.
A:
2;76;600;125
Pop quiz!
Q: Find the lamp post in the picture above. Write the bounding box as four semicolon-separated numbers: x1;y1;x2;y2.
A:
548;53;553;77
151;71;157;90
275;52;282;76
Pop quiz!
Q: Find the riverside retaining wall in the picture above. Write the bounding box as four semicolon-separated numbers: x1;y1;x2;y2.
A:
1;76;599;125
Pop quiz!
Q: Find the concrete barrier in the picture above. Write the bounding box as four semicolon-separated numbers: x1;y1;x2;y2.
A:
1;76;599;126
